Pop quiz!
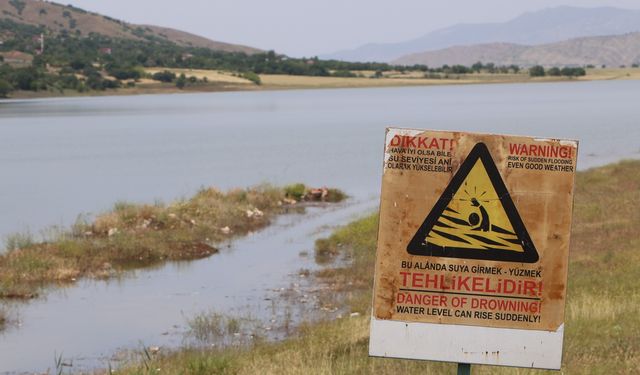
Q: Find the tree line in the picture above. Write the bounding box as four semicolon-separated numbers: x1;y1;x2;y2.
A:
0;17;608;98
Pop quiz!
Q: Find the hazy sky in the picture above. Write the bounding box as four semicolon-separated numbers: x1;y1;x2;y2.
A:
64;0;640;57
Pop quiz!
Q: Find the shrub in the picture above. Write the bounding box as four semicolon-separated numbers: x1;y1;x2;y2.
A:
176;73;187;89
547;67;561;76
332;70;356;78
151;70;176;83
529;65;545;77
284;183;306;201
242;71;261;85
0;79;12;98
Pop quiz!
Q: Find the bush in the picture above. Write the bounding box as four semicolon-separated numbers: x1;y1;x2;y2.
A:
332;70;356;78
547;67;561;76
325;188;347;202
0;79;12;98
284;183;306;201
242;71;261;85
176;73;187;89
151;70;176;83
529;65;545;77
69;60;87;70
109;66;142;80
561;67;586;77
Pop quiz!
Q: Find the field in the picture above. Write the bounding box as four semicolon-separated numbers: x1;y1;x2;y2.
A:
113;160;640;374
143;67;640;90
581;67;640;81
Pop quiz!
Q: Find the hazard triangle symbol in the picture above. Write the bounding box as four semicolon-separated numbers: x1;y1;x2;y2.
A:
407;143;539;263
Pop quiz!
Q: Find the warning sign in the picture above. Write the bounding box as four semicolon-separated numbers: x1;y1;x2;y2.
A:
371;128;577;333
407;142;539;263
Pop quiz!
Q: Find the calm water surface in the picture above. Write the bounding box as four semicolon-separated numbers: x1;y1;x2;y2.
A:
0;81;639;372
1;81;639;239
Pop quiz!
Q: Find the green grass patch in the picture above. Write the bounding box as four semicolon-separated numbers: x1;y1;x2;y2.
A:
0;184;346;300
115;160;640;374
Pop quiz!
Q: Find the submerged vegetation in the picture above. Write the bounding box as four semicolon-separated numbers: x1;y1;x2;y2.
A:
0;183;346;300
186;311;261;346
114;160;640;374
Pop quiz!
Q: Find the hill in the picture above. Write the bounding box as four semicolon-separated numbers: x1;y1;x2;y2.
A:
393;32;640;67
0;0;260;54
0;0;420;98
323;6;640;62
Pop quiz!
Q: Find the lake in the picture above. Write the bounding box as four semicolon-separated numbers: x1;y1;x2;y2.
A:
1;80;639;240
0;80;638;372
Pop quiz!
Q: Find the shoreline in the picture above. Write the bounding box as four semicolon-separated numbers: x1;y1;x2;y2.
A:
112;160;640;374
0;184;345;301
4;68;640;100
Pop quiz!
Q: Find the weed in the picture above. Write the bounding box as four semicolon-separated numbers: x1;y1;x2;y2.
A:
284;183;307;201
4;230;35;251
0;184;346;300
186;311;259;346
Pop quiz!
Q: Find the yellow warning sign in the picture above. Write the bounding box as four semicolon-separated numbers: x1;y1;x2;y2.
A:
372;128;578;333
407;142;539;263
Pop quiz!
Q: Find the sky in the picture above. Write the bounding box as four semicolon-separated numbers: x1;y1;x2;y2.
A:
64;0;640;57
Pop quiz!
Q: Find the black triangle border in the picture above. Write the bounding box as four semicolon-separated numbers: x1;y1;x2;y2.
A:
406;142;539;263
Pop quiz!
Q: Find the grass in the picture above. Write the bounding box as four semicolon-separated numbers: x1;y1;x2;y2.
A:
0;183;346;300
114;159;640;374
186;311;261;346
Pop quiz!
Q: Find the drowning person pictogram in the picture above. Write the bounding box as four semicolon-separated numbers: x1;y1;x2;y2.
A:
407;143;539;263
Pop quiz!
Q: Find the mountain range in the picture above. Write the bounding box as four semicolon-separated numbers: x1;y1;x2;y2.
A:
323;6;640;63
393;32;640;67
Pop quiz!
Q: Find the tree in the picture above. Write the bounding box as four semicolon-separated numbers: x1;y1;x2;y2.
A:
471;61;483;73
451;65;470;74
529;65;545;77
0;79;12;98
70;60;86;70
547;67;561;76
175;73;186;89
560;67;585;77
151;70;176;82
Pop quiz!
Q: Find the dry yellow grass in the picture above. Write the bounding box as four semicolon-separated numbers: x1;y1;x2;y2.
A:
258;74;478;89
566;292;639;322
581;68;640;81
145;68;253;84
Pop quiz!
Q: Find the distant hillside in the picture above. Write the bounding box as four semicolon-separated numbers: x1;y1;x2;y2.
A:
323;6;640;62
394;32;640;67
0;0;260;54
